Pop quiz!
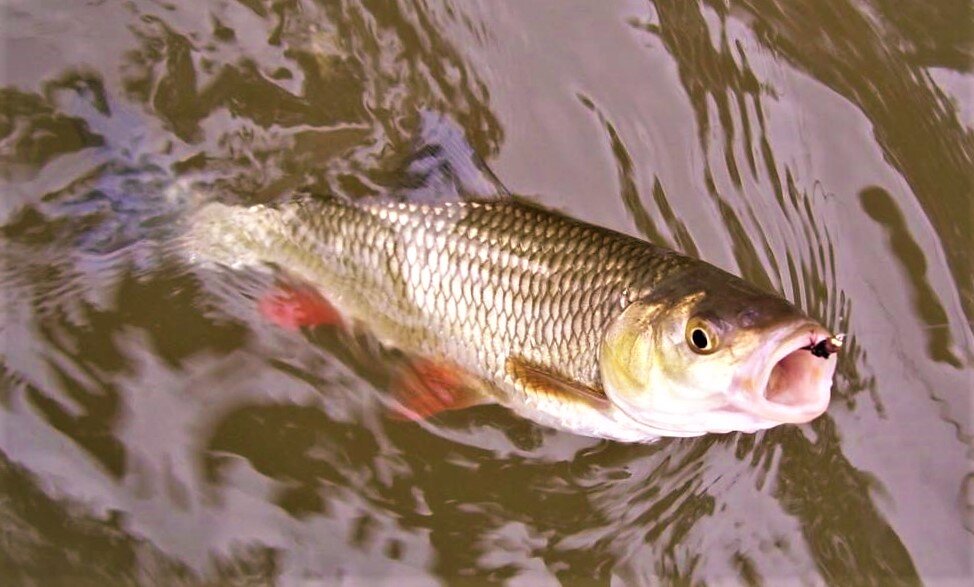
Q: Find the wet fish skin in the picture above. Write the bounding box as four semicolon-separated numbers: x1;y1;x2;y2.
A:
194;195;686;376
188;194;833;441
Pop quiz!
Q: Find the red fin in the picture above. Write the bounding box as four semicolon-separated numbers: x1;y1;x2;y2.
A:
258;287;342;331
390;359;487;421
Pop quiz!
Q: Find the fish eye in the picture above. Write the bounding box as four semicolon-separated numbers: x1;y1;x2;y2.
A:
686;318;718;354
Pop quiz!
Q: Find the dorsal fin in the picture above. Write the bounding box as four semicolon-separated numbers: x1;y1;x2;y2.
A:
392;111;510;204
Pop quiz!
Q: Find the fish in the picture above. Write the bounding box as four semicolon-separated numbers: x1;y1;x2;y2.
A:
184;114;840;443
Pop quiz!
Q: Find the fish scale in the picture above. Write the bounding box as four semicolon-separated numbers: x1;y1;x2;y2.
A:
189;194;691;414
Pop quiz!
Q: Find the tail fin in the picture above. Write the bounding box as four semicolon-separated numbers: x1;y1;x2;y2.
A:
182;202;289;270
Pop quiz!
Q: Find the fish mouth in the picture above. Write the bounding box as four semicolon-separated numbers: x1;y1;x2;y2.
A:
602;319;840;437
731;322;837;424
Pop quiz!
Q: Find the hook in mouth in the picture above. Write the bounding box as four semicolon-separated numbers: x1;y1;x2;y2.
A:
802;333;846;358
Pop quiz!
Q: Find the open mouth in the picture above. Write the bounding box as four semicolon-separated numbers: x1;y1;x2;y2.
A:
747;324;838;423
604;320;842;436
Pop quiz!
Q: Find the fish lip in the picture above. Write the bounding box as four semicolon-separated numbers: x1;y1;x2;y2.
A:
730;320;836;423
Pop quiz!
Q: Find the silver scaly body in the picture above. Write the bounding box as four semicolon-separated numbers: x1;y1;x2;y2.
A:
188;195;697;440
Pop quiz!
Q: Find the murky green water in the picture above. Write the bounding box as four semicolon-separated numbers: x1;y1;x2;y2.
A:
1;0;971;583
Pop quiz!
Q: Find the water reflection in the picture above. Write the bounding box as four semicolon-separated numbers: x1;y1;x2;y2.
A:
860;186;962;367
705;0;973;326
1;0;971;582
578;93;674;251
0;85;104;178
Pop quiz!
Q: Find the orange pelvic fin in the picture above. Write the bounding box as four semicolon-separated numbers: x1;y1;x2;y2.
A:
390;358;490;421
258;286;343;331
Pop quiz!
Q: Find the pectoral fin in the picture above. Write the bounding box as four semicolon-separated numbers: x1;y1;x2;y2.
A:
505;357;610;409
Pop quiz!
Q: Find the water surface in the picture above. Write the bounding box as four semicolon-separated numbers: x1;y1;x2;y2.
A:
1;0;972;583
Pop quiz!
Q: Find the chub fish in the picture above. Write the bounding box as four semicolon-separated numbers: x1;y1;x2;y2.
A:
185;116;841;443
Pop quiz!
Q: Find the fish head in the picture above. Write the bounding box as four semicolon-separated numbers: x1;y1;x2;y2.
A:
600;266;837;436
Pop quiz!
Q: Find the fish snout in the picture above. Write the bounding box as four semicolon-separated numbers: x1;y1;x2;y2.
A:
732;325;839;424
